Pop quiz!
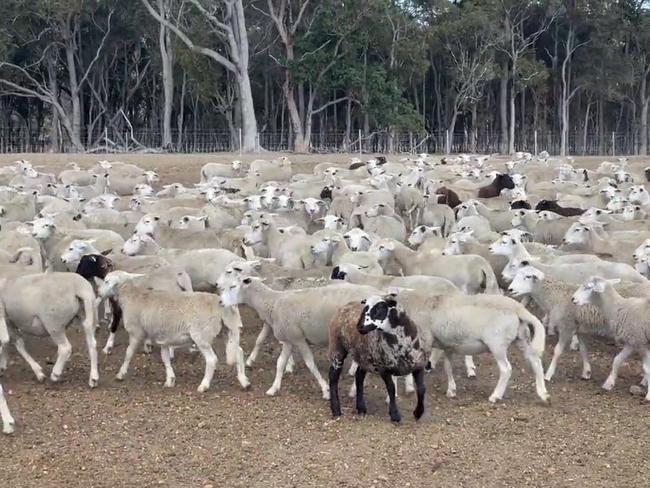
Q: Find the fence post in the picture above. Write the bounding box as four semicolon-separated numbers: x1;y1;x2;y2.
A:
359;129;362;156
409;131;414;154
534;130;538;156
612;132;615;156
238;128;242;155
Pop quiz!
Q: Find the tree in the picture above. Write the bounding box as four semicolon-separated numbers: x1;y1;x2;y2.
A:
141;0;258;152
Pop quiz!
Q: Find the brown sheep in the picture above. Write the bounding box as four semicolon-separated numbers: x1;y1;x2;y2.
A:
328;298;427;422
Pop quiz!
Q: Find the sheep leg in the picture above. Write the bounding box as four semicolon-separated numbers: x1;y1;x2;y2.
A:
348;361;358;377
103;297;122;355
602;345;634;391
14;337;45;382
404;373;415;394
642;349;650;402
328;351;347;417
266;342;293;396
225;326;250;389
246;322;270;367
464;355;477;378
544;326;574;381
285;354;296;374
116;333;144;381
0;384;14;435
488;349;512;403
143;339;154;354
518;339;549;402
569;334;580;351
80;302;99;388
412;368;426;420
0;349;7;375
195;341;218;393
161;347;175;387
577;335;592;380
443;355;457;398
49;332;73;383
380;371;401;422
354;368;368;415
428;348;445;371
295;341;329;400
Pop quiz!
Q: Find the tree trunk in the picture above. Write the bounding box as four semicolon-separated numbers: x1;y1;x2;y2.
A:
499;65;508;154
640;68;649;155
176;71;187;150
158;0;174;148
509;79;516;154
582;98;592;156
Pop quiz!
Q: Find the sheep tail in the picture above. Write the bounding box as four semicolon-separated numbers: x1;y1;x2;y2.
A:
517;308;546;358
481;266;500;295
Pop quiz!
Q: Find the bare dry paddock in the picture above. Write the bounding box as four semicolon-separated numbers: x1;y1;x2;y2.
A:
1;153;649;488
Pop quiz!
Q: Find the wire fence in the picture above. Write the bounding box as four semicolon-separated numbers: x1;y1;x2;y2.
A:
0;127;647;156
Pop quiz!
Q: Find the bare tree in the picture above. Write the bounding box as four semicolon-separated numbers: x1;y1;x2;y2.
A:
499;1;554;154
141;0;257;151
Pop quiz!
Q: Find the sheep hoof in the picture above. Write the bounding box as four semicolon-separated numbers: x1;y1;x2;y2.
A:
239;378;252;390
321;390;330;400
543;373;553;382
35;372;46;383
115;373;125;382
102;346;112;355
265;387;279;396
602;379;615;391
164;377;176;388
446;389;456;399
488;394;501;403
197;383;210;393
413;407;425;420
50;372;61;383
3;421;15;435
143;343;153;354
389;412;402;423
466;371;476;379
88;377;99;388
245;357;255;368
581;370;592;380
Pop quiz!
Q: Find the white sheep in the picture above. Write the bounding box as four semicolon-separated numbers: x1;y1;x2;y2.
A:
98;271;249;392
572;277;650;401
0;273;99;388
220;275;379;398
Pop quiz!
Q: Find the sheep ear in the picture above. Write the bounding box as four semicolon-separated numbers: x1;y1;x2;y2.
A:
360;299;366;305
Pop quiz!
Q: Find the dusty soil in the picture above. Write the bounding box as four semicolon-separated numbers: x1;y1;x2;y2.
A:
1;153;650;488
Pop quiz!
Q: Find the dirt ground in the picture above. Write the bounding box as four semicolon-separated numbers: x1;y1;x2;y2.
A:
1;153;650;488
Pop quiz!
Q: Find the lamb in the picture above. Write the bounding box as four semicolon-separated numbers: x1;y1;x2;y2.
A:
77;254;192;354
97;270;249;391
366;290;548;403
572;277;650;401
311;233;384;274
328;298;427;422
220;275;379;398
375;239;500;294
0;273;99;388
507;265;648;381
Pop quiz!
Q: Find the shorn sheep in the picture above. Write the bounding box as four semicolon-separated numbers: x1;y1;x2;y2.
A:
328;297;428;422
572;277;650;401
97;271;249;392
0;273;99;388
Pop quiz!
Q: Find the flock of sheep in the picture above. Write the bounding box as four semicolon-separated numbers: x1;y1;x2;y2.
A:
1;150;650;431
